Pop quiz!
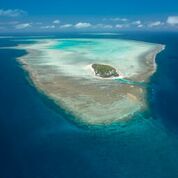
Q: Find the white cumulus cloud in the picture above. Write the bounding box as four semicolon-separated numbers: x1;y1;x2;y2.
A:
0;9;26;17
167;16;178;25
41;25;55;29
109;18;128;22
115;24;123;28
148;21;163;27
15;23;31;29
53;20;60;24
137;24;143;28
60;24;73;28
132;20;141;25
75;22;91;29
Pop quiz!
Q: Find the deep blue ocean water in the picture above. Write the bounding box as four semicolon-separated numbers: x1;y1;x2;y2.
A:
0;32;178;178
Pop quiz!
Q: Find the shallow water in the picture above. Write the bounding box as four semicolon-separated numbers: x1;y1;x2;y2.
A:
50;38;159;78
15;38;162;124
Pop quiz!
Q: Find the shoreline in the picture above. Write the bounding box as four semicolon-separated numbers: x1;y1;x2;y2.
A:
84;64;125;80
129;44;165;82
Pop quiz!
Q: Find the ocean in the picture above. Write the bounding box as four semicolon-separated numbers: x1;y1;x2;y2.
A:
0;32;178;178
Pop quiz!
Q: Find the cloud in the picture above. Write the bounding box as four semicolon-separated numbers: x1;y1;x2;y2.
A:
107;17;128;22
0;9;26;17
41;25;55;29
75;22;91;29
148;21;164;27
60;24;73;28
137;24;143;28
132;20;141;25
115;24;123;28
130;20;143;28
115;23;130;28
15;23;31;29
53;20;60;24
167;16;178;25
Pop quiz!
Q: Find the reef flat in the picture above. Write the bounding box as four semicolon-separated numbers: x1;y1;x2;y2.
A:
16;38;164;125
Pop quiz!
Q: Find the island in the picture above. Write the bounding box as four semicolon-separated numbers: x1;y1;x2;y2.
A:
16;38;165;125
92;64;119;78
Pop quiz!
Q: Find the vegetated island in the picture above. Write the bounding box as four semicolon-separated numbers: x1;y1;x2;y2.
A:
92;64;119;78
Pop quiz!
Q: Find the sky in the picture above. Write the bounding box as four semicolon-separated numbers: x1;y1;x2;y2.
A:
0;0;178;33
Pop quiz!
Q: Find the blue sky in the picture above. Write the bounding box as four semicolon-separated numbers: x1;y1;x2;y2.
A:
0;0;178;32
